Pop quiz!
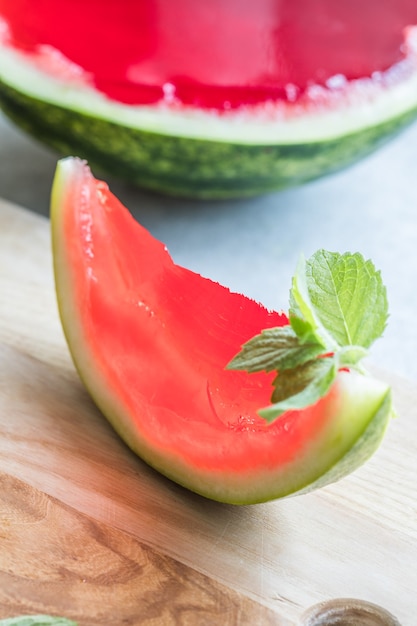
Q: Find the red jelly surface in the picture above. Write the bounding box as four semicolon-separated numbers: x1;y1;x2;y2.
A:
1;0;417;109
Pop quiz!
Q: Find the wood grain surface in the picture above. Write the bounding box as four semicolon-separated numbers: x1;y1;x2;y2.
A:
0;471;283;625
0;199;416;625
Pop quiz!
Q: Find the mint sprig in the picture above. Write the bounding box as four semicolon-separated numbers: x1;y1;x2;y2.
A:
227;250;388;423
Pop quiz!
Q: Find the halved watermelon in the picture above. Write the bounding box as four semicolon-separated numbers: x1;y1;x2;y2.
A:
2;1;417;199
50;157;392;504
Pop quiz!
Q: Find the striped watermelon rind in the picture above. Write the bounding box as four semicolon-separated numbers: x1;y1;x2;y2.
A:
2;40;417;198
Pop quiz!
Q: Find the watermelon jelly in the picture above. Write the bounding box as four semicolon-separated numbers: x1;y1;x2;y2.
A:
2;0;417;110
50;157;393;504
1;1;417;198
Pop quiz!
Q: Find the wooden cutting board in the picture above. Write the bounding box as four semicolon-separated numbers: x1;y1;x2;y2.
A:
0;198;416;626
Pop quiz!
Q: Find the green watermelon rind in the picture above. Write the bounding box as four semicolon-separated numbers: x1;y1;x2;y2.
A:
293;388;392;498
2;40;417;198
3;79;417;199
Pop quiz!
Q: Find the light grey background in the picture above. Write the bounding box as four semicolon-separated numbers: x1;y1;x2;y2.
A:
1;112;416;382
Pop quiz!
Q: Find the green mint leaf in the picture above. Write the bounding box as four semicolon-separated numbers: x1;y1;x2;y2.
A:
258;357;338;423
226;325;325;373
0;617;77;626
289;254;338;349
299;250;388;349
227;249;389;423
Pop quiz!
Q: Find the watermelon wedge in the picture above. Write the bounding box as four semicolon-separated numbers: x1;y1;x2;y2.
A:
2;1;417;199
50;157;392;504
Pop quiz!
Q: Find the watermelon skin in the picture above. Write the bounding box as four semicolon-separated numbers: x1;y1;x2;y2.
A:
2;78;417;199
50;157;393;504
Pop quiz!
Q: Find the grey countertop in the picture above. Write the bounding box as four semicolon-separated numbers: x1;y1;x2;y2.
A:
1;111;416;382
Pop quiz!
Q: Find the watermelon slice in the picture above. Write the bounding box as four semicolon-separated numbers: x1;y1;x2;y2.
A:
1;1;417;198
50;157;392;504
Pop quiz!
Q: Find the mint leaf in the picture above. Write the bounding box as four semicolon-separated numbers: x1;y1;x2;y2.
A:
259;356;337;423
289;254;338;349
228;250;389;423
300;250;388;349
226;325;324;373
0;617;77;626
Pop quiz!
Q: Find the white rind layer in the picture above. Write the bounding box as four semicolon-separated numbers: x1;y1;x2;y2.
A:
1;33;417;145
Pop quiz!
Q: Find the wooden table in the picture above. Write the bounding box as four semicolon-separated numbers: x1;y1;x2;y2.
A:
0;198;416;625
